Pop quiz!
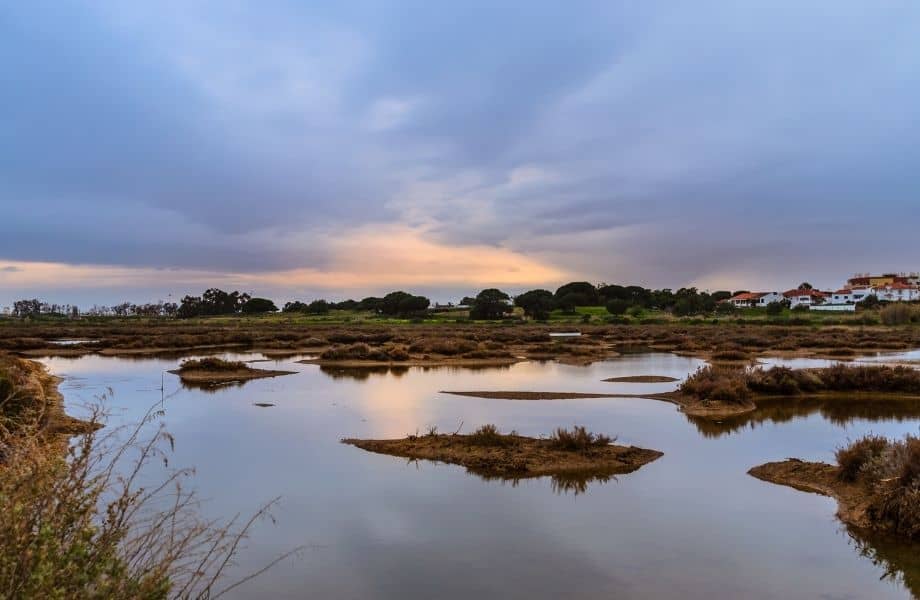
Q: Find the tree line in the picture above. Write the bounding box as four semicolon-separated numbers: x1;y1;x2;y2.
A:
4;282;757;320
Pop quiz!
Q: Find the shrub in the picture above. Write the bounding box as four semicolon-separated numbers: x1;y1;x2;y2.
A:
679;366;751;404
606;299;630;315
846;434;920;540
711;348;750;361
836;435;890;482
765;302;784;316
178;357;246;371
881;304;913;326
467;424;516;447
549;426;613;452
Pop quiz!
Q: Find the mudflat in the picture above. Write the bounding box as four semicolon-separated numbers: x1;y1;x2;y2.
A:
342;431;662;482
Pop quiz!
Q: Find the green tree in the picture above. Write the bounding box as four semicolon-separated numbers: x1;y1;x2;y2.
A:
605;299;631;315
241;297;278;314
514;289;554;320
379;291;430;316
470;288;512;320
306;299;331;314
553;282;599;306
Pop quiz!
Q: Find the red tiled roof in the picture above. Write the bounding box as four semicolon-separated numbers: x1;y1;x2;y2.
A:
783;288;827;298
879;282;917;290
730;292;770;301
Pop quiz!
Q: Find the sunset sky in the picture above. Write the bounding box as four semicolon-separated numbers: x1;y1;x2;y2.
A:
3;2;920;306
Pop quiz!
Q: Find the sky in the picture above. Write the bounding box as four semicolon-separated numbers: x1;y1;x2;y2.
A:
2;1;920;307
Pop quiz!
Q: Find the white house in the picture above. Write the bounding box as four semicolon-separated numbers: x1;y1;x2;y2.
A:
830;287;876;304
728;291;784;308
782;288;828;309
874;282;920;303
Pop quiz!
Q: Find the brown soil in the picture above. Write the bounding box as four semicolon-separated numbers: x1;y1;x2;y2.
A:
168;366;296;384
603;375;678;383
748;459;874;529
0;355;94;435
342;433;662;484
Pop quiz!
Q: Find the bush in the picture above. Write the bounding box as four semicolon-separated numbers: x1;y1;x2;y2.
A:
549;426;613;452
839;434;920;540
178;357;246;371
765;302;784;316
836;435;890;482
606;299;630;315
711;348;750;361
881;304;913;325
467;424;517;447
679;366;751;404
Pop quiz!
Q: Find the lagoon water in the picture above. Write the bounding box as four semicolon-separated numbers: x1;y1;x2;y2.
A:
42;353;920;599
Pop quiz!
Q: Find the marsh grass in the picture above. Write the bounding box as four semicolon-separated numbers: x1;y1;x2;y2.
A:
466;424;518;447
0;377;297;598
177;357;247;372
836;434;920;540
549;426;613;452
681;364;920;404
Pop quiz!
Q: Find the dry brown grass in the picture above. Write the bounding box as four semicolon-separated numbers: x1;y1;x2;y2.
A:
0;358;297;598
836;434;920;540
177;357;247;372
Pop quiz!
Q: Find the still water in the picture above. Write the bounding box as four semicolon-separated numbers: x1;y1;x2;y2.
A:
42;352;920;599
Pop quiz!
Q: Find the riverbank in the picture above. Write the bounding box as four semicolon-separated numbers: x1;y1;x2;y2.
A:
750;433;920;541
0;354;91;435
749;459;874;528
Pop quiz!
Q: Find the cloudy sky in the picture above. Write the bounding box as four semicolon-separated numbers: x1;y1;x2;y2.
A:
2;1;920;306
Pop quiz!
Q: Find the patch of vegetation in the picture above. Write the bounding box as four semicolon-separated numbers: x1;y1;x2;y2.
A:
178;356;247;371
836;435;891;483
466;424;519;447
319;343;410;361
0;360;294;597
837;434;920;540
549;426;613;452
679;365;753;405
681;364;920;403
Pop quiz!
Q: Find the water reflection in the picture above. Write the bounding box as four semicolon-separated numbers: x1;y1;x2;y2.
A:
177;379;249;392
687;395;920;438
39;351;920;599
848;527;920;597
318;363;513;381
398;458;621;496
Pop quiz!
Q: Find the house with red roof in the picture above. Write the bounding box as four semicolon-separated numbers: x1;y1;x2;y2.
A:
727;291;783;308
874;282;920;302
782;288;828;308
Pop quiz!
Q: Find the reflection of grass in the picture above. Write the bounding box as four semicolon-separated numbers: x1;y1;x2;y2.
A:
847;526;920;597
687;394;920;438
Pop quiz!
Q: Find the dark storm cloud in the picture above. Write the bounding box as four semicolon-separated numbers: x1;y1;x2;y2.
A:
2;1;920;295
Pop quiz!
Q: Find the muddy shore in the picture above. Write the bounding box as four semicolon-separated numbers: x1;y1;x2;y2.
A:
168;366;296;385
343;432;663;484
748;459;874;529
